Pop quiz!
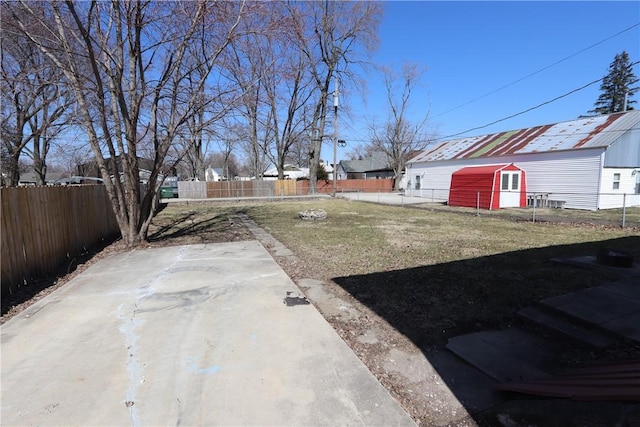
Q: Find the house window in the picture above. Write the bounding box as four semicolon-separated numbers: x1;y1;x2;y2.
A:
415;175;421;190
635;172;640;194
613;173;620;190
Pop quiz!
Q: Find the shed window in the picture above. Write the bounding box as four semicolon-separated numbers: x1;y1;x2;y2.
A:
511;173;519;190
501;174;509;190
613;173;620;190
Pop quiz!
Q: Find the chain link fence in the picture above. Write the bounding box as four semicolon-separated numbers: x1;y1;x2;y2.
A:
400;189;640;229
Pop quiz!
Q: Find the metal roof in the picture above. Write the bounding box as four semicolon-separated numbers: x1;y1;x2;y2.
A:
409;111;640;163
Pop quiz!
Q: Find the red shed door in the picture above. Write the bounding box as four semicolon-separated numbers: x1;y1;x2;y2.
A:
500;171;521;207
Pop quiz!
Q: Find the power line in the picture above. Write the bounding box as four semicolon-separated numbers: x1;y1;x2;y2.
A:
343;125;640;146
436;60;640;141
433;22;640;119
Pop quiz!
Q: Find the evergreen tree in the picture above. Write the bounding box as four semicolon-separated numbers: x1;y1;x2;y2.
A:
316;162;329;181
589;51;639;115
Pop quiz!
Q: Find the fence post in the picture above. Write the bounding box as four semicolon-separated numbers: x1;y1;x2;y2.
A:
431;188;434;203
622;193;627;228
476;191;480;216
532;193;536;223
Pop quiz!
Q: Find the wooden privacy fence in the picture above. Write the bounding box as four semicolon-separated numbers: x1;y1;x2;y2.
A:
178;180;290;198
299;179;394;194
175;178;395;199
1;185;120;296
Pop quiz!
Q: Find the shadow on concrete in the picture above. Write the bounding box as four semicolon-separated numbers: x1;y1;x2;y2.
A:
332;236;640;424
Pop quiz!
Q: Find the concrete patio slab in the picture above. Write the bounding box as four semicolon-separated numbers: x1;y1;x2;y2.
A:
542;279;640;343
518;306;614;348
446;328;555;383
1;241;415;427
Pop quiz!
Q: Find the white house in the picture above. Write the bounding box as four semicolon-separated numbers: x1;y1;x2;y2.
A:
205;166;224;182
405;111;640;210
262;164;309;180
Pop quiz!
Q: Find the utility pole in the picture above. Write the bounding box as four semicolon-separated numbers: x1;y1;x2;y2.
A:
333;76;339;196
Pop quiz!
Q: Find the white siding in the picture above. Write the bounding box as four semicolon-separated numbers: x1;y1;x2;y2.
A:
405;161;468;202
598;168;640;209
603;127;640;167
406;149;606;210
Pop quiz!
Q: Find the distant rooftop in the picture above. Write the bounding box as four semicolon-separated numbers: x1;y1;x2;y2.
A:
340;152;391;173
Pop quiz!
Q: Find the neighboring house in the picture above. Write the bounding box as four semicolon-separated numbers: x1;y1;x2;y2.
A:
76;156;158;184
205;166;225;182
405;111;640;210
262;164;309;180
54;176;104;185
17;169;64;186
337;152;394;180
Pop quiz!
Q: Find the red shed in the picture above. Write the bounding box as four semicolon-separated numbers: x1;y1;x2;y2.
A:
448;164;527;210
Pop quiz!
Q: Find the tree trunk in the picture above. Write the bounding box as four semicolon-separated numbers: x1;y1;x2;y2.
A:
308;138;321;193
8;152;20;186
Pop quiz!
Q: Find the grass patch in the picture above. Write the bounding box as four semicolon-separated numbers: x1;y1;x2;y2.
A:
412;202;640;228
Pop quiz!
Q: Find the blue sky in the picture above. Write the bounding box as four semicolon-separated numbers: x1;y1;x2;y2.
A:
337;1;640;158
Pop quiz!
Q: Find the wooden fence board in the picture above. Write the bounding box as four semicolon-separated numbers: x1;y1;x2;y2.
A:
298;179;394;194
274;180;297;196
176;180;279;199
172;179;394;200
1;189;24;292
1;186;120;297
177;181;206;199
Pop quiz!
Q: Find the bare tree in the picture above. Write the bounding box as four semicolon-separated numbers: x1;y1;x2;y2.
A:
369;63;434;190
224;2;315;180
178;16;242;182
263;26;316;179
10;0;245;246
345;143;379;161
1;4;74;186
213;120;243;180
286;133;311;167
183;71;209;181
236;121;269;178
221;2;280;180
220;1;379;184
50;142;93;179
288;1;381;193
